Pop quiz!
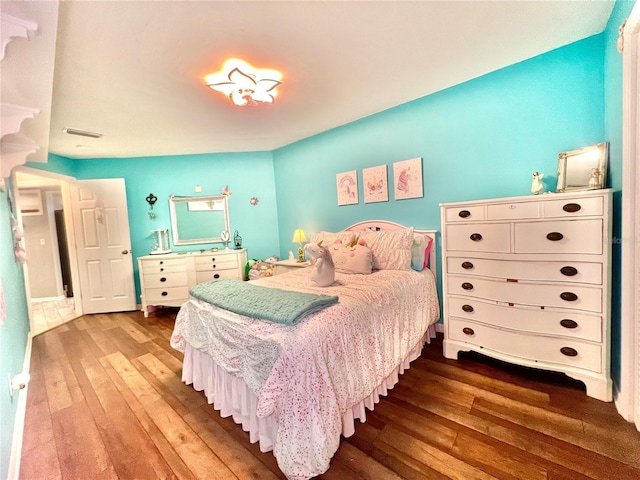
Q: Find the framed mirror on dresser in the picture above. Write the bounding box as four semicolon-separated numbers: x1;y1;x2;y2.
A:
169;194;230;245
556;142;608;192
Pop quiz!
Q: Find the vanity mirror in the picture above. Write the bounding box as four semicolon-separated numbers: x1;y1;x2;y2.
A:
169;194;230;245
556;142;608;193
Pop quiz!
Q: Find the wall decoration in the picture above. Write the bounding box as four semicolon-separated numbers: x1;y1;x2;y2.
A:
336;170;358;206
393;157;423;200
363;165;388;203
249;196;259;206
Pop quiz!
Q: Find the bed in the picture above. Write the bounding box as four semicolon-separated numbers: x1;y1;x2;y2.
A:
170;221;440;479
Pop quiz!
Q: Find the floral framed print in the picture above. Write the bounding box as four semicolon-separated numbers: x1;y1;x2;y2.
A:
393;157;423;200
336;170;358;206
363;165;388;203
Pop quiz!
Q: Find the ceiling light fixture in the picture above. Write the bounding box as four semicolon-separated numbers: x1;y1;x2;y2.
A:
63;127;103;138
205;58;282;107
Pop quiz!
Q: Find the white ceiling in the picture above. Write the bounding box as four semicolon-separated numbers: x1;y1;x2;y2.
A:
1;1;615;161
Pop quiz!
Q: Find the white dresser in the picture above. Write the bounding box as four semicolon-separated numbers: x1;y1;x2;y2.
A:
440;190;612;401
138;248;247;317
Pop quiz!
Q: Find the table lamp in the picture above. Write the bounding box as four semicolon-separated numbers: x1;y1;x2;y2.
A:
292;228;308;262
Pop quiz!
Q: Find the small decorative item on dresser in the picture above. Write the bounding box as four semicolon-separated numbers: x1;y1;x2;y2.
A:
221;230;231;249
531;172;544;195
234;230;242;249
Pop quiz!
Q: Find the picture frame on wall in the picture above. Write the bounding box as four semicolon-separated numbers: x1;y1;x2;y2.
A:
363;165;388;203
336;170;359;206
393;157;423;200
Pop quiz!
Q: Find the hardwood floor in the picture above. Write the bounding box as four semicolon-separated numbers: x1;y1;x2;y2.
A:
20;309;640;480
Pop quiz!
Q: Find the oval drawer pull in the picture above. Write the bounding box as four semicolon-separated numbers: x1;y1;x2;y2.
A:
461;282;474;291
560;346;578;357
458;210;471;218
546;232;564;241
462;327;475;336
161;291;168;296
560;319;579;329
211;257;216;262
562;203;582;213
560;266;578;276
462;304;474;313
160;277;167;282
212;265;217;269
159;261;164;265
461;261;474;270
470;233;483;241
160;268;164;272
213;274;220;279
560;292;578;302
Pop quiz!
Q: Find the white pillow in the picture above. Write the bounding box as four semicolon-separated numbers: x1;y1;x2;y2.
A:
331;244;373;274
359;227;414;270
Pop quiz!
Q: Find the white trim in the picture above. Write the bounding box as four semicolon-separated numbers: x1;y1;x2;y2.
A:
7;332;33;480
618;0;640;429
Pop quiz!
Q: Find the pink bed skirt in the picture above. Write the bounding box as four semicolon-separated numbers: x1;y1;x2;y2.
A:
181;323;437;453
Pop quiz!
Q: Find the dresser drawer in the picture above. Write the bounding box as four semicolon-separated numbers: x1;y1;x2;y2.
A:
140;257;186;274
542;196;604;218
447;276;603;313
444;205;485;223
195;269;241;284
446;257;602;285
142;271;188;288
445;223;510;253
487;202;540;220
448;297;602;342
448;317;602;373
194;255;239;271
144;286;189;303
514;219;603;254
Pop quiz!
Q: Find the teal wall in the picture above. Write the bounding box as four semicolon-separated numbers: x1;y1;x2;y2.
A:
272;34;605;305
55;151;280;302
603;0;636;389
0;183;30;480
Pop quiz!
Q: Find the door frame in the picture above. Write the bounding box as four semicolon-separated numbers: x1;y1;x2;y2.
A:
619;0;640;429
12;166;83;323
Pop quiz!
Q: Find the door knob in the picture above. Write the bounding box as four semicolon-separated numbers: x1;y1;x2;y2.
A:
121;249;129;254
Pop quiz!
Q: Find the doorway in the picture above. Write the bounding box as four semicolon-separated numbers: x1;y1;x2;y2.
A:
13;168;79;335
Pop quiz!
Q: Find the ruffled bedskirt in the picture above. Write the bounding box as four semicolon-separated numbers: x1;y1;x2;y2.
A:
181;323;437;457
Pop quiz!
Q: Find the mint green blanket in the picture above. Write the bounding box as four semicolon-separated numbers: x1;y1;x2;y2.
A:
189;279;338;326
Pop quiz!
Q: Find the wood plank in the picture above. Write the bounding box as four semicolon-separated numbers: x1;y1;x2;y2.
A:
50;402;118;480
105;351;236;480
99;355;196;480
185;406;281;480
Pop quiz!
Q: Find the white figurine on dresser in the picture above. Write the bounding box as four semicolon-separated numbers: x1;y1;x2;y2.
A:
138;248;247;317
440;189;613;401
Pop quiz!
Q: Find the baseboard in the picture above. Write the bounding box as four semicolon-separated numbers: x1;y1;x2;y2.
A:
31;296;65;303
7;332;33;480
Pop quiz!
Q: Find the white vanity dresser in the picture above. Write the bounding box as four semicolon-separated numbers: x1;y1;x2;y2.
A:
440;189;612;401
138;248;247;317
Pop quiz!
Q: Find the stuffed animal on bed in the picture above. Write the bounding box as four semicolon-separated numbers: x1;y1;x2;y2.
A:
304;243;335;287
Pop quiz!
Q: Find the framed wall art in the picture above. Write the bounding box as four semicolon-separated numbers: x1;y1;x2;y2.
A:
393;157;423;200
363;165;388;203
336;170;358;206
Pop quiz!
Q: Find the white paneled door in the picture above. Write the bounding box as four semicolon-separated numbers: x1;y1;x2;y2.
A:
69;178;136;314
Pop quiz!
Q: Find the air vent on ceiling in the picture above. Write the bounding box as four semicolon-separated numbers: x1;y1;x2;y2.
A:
63;128;103;139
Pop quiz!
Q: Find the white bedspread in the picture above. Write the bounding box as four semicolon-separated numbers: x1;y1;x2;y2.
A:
171;268;440;479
